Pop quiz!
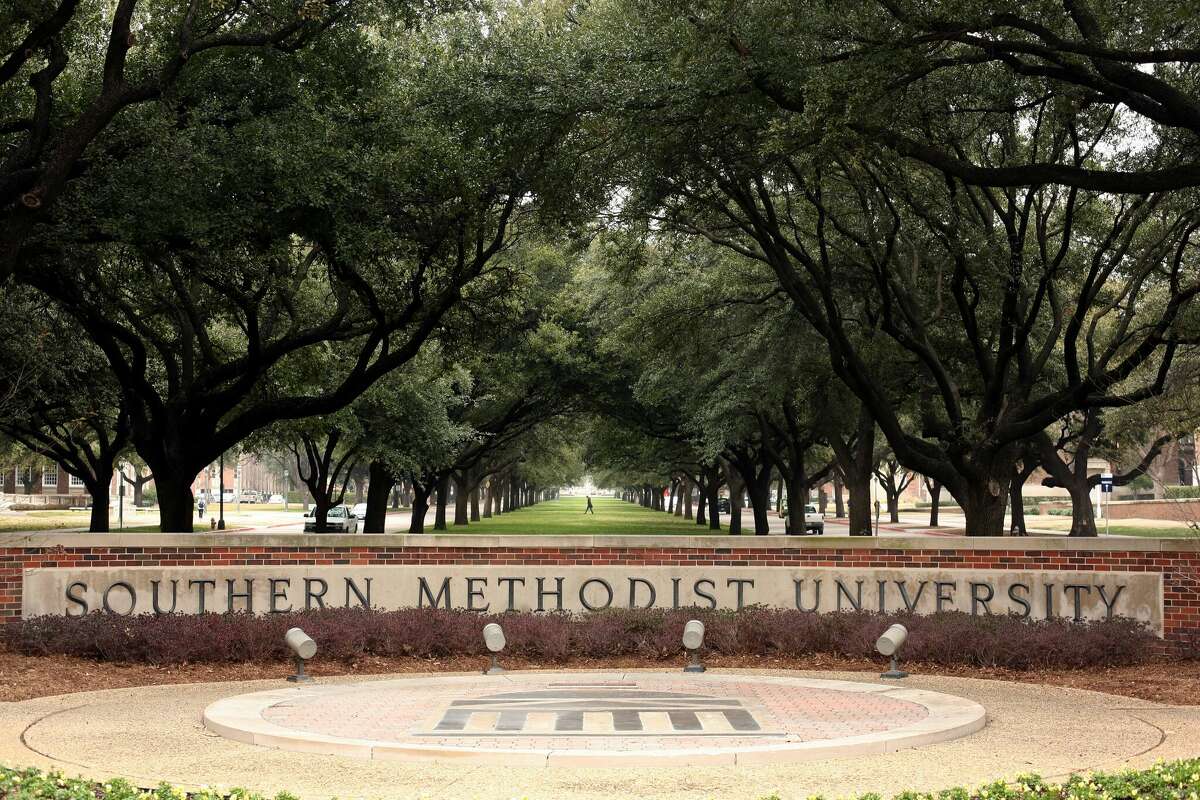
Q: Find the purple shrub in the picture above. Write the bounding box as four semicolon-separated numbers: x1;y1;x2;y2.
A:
2;607;1161;669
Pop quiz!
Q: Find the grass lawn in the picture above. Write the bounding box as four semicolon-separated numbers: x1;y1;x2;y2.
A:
1029;514;1199;539
0;510;93;532
461;495;713;535
1096;525;1198;539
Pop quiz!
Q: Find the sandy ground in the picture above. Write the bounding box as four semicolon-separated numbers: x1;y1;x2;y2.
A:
0;666;1195;800
0;667;1197;800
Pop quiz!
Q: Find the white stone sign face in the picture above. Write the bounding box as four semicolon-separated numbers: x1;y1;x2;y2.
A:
21;565;1163;632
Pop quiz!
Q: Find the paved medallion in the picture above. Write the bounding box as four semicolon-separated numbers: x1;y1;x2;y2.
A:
203;671;986;765
422;688;775;736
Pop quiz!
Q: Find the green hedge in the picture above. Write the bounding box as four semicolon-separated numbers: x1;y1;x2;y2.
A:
0;769;294;800
1165;486;1200;500
3;760;1199;800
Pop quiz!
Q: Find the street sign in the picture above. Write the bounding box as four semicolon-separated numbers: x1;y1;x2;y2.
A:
1100;472;1113;493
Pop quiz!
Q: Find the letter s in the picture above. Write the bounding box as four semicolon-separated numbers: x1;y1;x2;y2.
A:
66;581;89;616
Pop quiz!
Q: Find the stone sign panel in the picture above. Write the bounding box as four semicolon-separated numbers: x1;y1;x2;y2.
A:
21;565;1163;632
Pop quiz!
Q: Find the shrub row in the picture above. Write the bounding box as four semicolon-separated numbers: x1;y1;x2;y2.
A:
2;607;1158;670
4;760;1200;800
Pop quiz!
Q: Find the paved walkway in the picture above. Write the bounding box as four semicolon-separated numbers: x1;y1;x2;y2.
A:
2;669;1198;799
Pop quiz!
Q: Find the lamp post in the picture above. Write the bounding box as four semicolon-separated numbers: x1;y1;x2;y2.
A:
217;452;226;530
283;468;290;512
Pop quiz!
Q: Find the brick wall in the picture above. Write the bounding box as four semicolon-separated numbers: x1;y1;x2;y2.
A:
2;534;1198;641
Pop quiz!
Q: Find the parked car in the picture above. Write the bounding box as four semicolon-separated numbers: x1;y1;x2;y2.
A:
351;502;368;520
268;494;285;504
238;490;260;503
303;505;359;533
781;502;824;535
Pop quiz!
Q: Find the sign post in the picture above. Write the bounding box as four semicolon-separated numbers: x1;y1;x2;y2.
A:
1100;472;1113;536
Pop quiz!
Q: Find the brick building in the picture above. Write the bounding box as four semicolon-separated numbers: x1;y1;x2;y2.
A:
0;463;90;509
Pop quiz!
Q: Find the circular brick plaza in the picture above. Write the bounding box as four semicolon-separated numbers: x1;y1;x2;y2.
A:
202;672;986;765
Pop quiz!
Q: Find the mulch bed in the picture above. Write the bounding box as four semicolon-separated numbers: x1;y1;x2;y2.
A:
2;650;1196;705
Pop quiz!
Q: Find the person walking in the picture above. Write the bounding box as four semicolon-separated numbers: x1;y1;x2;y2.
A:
197;495;207;520
585;495;594;514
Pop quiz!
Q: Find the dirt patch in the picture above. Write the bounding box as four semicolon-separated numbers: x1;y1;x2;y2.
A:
1;650;1196;705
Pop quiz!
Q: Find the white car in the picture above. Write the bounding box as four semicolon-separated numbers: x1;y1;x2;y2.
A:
303;505;358;533
780;502;824;534
268;494;285;504
351;502;368;520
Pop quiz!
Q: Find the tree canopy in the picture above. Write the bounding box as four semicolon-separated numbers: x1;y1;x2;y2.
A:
5;0;1200;536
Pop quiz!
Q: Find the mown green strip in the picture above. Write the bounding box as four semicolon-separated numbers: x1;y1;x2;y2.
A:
3;759;1199;800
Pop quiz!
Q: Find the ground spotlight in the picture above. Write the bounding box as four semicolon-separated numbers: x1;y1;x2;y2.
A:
285;627;317;683
875;623;908;679
483;622;506;675
682;619;706;673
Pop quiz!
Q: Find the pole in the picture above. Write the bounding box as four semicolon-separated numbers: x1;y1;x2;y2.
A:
872;480;879;537
1105;486;1110;537
218;452;226;530
283;468;290;512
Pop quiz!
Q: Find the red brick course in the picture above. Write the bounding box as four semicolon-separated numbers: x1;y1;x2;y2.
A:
3;541;1198;640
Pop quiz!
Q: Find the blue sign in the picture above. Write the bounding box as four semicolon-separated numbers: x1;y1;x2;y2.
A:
1100;474;1114;493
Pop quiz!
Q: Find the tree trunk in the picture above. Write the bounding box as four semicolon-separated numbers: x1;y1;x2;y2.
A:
829;404;874;532
131;473;151;507
470;485;481;522
785;472;805;535
818;487;827;515
408;483;430;533
452;473;470;526
707;481;721;530
695;485;706;526
1009;477;1027;536
683;479;692;518
434;474;449;530
846;471;873;535
833;473;846;517
86;472;112;533
886;490;900;524
153;472;197;533
927;480;941;527
1068;482;1100;537
363;460;393;534
957;474;1010;536
747;475;772;534
727;478;743;534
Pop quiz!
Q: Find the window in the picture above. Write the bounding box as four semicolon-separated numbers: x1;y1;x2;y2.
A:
42;467;57;488
69;474;85;489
